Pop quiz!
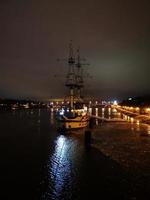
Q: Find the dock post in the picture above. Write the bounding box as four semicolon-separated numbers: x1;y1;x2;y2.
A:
84;117;93;148
84;130;91;148
89;117;94;129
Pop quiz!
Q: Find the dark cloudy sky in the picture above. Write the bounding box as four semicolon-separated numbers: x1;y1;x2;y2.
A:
0;0;150;100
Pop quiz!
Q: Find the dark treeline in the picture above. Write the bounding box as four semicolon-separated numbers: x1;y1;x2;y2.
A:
120;95;150;107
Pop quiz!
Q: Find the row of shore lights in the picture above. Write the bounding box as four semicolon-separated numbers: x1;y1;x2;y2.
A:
50;100;116;106
121;106;150;114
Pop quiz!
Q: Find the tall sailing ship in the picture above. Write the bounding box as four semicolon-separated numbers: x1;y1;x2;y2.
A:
57;43;89;130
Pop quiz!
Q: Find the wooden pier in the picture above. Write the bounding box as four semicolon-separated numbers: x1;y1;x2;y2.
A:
90;115;127;122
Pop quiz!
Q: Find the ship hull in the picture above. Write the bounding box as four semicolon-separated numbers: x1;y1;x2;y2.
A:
59;114;89;129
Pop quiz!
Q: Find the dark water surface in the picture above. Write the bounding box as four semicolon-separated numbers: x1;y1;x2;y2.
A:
1;108;150;199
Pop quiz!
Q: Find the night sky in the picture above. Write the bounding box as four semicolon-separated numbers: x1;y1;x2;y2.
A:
0;0;150;100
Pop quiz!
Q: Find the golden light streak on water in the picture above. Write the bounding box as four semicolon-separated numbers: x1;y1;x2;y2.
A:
117;112;121;116
130;118;134;123
112;108;117;113
96;119;98;125
95;108;98;116
50;111;54;125
108;108;111;115
102;112;104;118
89;107;92;115
147;126;150;135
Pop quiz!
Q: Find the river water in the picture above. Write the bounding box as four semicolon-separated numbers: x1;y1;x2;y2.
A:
1;107;150;200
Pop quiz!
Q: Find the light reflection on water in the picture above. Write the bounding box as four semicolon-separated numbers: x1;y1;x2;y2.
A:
88;107;92;115
50;135;71;198
108;107;111;115
147;126;150;135
50;111;54;125
3;108;150;200
41;107;150;199
43;133;82;200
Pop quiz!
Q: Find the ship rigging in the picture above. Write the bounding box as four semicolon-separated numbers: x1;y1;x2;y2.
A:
57;42;89;130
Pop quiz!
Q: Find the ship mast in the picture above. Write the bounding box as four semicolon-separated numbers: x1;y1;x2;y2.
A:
76;48;84;101
65;42;76;109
